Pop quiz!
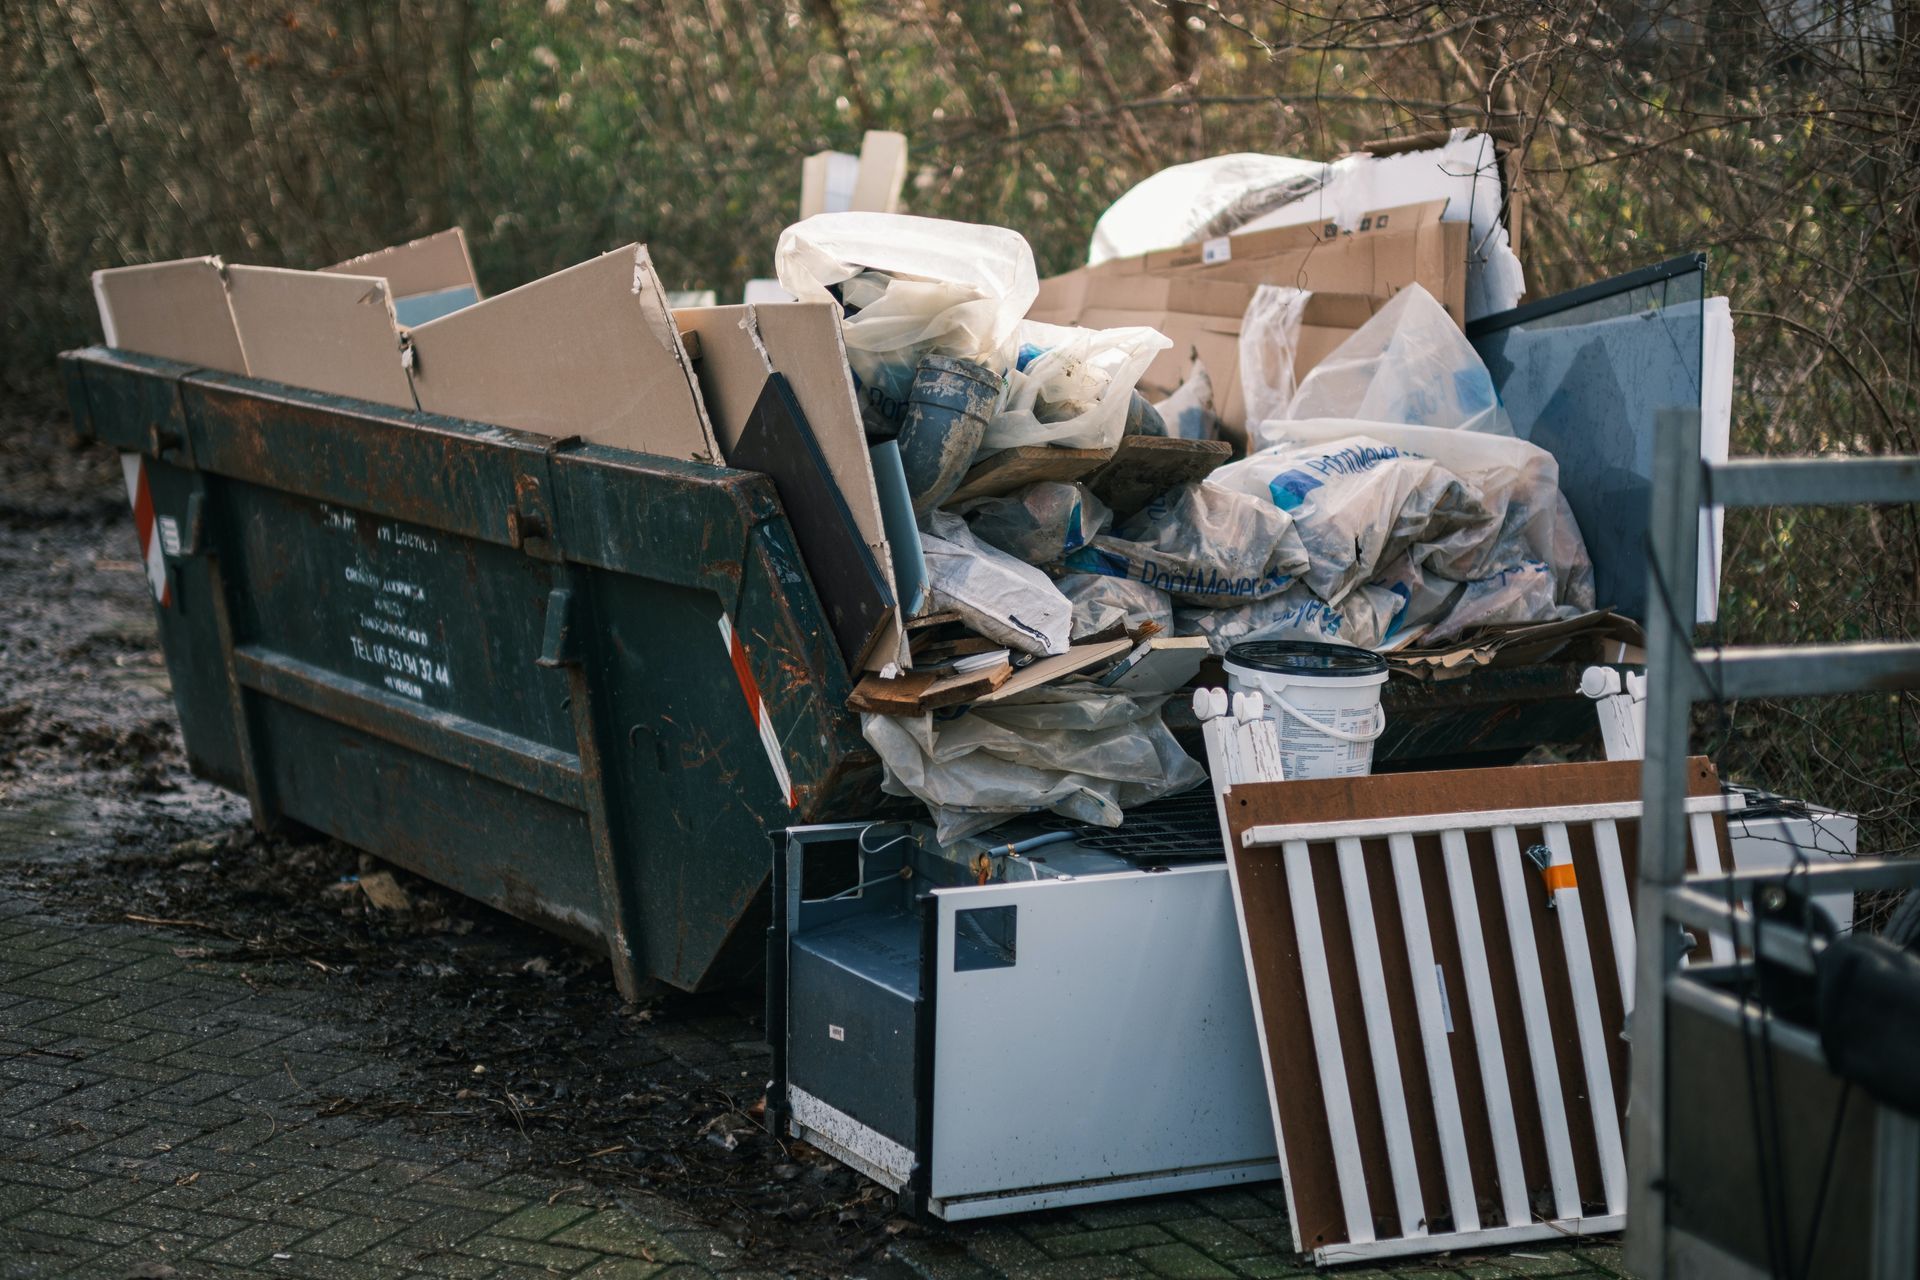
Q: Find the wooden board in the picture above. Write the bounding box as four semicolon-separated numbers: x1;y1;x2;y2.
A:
1084;435;1233;520
972;639;1133;705
946;446;1111;504
847;661;1012;715
1221;758;1723;1256
728;372;893;675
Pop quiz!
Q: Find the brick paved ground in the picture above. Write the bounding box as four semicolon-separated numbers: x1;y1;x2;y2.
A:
0;885;1637;1279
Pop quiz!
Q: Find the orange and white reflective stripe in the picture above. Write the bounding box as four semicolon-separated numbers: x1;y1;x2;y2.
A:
717;612;796;809
120;453;171;607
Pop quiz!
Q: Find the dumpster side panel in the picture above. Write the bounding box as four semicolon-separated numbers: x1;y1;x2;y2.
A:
254;699;606;943
61;348;882;993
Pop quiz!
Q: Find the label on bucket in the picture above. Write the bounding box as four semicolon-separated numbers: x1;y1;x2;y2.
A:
1274;704;1375;778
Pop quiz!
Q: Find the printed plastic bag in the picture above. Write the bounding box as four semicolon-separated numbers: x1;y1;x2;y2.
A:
1420;560;1563;645
1056;574;1174;640
1062;481;1309;606
1177;582;1404;655
1269;418;1594;608
1238;285;1311;431
861;688;1205;843
1250;284;1506;451
1148;359;1217;441
981;320;1173;452
1208;433;1490;604
962;482;1110;566
922;510;1072;656
775;212;1038;437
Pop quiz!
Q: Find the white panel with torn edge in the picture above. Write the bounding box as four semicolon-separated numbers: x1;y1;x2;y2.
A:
224;265;415;408
91;257;248;374
407;244;720;463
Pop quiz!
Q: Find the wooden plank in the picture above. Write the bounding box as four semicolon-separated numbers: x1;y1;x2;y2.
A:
846;661;1011;715
1083;435;1233;519
971;639;1131;705
727;372;893;674
945;446;1110;504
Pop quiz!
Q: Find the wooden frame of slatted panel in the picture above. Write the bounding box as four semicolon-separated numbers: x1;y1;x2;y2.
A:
1226;793;1733;1266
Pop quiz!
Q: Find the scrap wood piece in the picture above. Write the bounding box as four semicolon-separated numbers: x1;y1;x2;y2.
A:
358;870;413;912
945;446;1111;504
972;639;1133;705
1084;436;1233;520
848;661;1013;716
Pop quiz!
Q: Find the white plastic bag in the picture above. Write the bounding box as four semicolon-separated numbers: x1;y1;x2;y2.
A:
1252;284;1507;451
922;510;1072;656
1208;433;1490;605
1088;153;1326;265
1056;574;1174;640
962;482;1111;566
1239;285;1311;431
982;320;1172;452
1148;359;1217;441
1177;582;1404;655
775;212;1039;437
1267;418;1594;608
862;688;1205;843
1062;481;1308;606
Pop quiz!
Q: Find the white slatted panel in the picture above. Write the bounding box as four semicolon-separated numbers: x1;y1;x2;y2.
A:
1592;819;1635;1013
1284;839;1375;1246
1440;829;1531;1228
1491;825;1582;1221
1335;836;1426;1237
1388;832;1480;1234
1542;822;1627;1214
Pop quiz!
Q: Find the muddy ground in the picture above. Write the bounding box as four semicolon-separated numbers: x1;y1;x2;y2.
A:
0;399;911;1276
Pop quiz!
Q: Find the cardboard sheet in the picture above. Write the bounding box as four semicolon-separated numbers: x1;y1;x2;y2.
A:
224;265;415;408
325;228;479;302
727;372;893;673
408;244;719;463
91;257;248;374
675;301;911;672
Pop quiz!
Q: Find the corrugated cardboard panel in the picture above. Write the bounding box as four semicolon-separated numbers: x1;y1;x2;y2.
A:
850;130;908;213
408;245;720;463
325;227;478;301
91;257;247;373
224;266;414;408
675;301;909;672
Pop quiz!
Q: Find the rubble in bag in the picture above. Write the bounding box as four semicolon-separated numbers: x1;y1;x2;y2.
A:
1248;284;1506;451
860;686;1205;844
1145;361;1217;441
921;510;1072;656
1268;418;1595;608
960;481;1110;566
1178;582;1405;655
981;320;1172;452
1208;435;1488;605
774;212;1038;439
1056;573;1174;641
1063;480;1308;606
1368;550;1465;647
1420;559;1564;645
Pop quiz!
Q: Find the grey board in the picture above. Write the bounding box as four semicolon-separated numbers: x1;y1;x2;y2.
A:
1471;255;1705;621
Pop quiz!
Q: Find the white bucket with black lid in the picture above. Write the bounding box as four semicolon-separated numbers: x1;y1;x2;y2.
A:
1223;641;1388;780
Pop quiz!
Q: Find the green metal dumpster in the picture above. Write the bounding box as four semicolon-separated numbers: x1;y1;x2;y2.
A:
61;346;879;997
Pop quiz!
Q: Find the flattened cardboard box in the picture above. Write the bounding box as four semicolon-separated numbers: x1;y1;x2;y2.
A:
325;227;481;327
224;265;415;408
92;257;248;374
408;244;720;464
675;301;911;673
